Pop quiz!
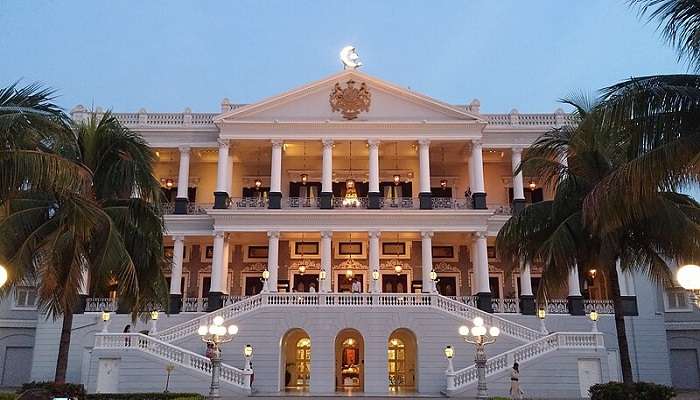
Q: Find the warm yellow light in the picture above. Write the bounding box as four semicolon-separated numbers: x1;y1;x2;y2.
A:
372;270;380;280
677;264;700;290
440;179;447;189
589;269;597;279
0;265;8;288
458;325;470;336
529;180;536;190
165;178;174;189
489;326;500;337
299;265;306;275
589;310;599;322
538;307;546;320
393;174;401;185
473;317;484;327
101;311;110;322
228;325;239;335
254;178;262;189
430;270;438;281
394;264;403;274
262;269;270;280
213;316;224;326
345;269;353;279
300;173;308;185
444;345;454;359
319;270;327;280
150;311;159;320
197;326;208;336
244;344;253;357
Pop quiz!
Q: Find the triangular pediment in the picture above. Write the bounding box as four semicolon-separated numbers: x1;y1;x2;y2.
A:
215;69;483;123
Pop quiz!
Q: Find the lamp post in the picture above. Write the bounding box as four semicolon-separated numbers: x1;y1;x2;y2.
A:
372;270;380;293
0;264;7;288
319;270;327;293
101;310;111;333
677;264;700;307
150;311;159;334
459;317;500;400
430;269;439;293
244;344;253;370
198;316;239;399
444;345;455;373
589;310;599;333
537;306;548;334
261;269;270;293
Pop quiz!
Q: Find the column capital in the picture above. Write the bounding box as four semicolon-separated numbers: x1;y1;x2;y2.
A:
320;231;333;239
271;139;284;147
368;230;381;239
178;145;191;154
418;138;431;147
322;138;334;148
267;231;280;239
471;139;482;147
474;231;487;239
511;146;524;154
217;138;230;148
421;231;434;239
213;231;225;239
172;235;185;242
367;139;380;147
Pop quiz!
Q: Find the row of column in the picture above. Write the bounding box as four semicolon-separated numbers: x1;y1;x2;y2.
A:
172;141;533;214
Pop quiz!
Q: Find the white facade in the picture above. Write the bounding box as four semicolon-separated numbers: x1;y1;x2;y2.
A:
0;68;683;397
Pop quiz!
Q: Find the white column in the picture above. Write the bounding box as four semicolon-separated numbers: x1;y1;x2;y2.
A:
616;260;636;296
270;140;283;193
418;139;431;194
519;260;533;296
467;146;475;193
176;146;191;199
369;231;381;293
471;140;485;193
470;240;479;295
320;231;332;293
210;231;226;294
215;139;230;193
267;231;280;292
368;140;380;193
79;269;89;296
226;152;234;196
221;237;230;294
322;139;333;193
567;267;582;297
511;147;525;201
169;236;185;295
421;231;435;293
474;232;490;294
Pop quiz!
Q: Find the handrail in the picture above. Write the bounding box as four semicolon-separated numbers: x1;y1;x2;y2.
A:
447;332;604;392
94;333;251;390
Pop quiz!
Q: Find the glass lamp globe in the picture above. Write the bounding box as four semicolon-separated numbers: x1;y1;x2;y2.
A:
0;265;7;287
198;326;208;336
228;325;239;335
208;325;217;335
473;317;484;327
430;270;438;281
589;310;599;322
458;325;470;336
262;269;270;280
677;264;700;290
444;345;454;359
101;311;111;322
244;344;253;357
489;326;500;337
372;270;380;280
213;316;224;326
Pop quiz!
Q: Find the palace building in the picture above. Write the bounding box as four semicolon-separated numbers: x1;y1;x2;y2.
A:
1;63;696;397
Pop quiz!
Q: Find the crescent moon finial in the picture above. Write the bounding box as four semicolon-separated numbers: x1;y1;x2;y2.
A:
340;46;362;70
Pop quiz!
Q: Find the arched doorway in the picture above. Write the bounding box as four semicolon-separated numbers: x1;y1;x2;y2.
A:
335;328;364;392
280;329;311;392
387;328;417;392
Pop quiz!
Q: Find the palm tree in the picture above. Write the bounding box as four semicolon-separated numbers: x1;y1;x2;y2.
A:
496;97;700;384
585;0;700;233
0;88;167;383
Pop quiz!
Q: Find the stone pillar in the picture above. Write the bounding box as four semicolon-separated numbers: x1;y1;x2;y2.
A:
320;231;332;293
214;139;230;209
474;232;492;312
471;140;487;209
617;260;639;316
567;266;585;315
418;139;432;209
175;146;191;214
369;231;381;293
368;139;381;209
208;231;226;311
519;260;535;315
269;140;283;209
320;139;333;209
169;235;185;314
421;231;435;293
75;267;89;314
511;147;526;214
267;231;280;292
222;238;230;295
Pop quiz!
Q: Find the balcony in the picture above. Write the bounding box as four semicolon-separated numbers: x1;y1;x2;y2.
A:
223;197;473;210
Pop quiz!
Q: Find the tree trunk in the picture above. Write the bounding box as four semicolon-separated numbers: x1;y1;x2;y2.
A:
609;266;634;384
54;311;74;383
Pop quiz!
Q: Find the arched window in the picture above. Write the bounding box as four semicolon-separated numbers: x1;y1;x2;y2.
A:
388;337;406;389
295;338;311;387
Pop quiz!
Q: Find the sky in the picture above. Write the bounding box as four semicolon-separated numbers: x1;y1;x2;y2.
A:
1;0;698;197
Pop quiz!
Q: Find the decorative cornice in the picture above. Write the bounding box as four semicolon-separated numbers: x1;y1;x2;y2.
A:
242;262;267;272
380;259;411;271
336;259;367;270
433;261;459;273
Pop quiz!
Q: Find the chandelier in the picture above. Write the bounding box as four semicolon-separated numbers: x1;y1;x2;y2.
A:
300;141;308;185
343;141;360;207
393;142;400;185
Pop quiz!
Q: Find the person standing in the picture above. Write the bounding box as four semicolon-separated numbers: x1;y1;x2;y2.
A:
510;362;523;399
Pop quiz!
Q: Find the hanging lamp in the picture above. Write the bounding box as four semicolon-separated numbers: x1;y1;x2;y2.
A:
343;141;360;207
393;142;401;185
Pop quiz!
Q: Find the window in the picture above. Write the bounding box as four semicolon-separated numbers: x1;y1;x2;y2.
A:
13;287;38;309
664;288;693;312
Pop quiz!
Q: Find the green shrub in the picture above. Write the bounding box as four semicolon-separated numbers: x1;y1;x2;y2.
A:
589;381;675;400
0;393;16;400
86;394;204;400
18;382;85;400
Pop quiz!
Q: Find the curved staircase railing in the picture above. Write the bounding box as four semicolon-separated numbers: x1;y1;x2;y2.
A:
94;333;252;391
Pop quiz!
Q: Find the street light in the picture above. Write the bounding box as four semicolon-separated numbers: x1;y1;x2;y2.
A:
372;270;380;293
459;317;500;400
101;310;111;333
150;311;159;334
537;306;548;334
430;269;439;293
0;264;7;288
589;310;599;332
676;264;700;307
198;317;239;399
261;269;270;292
319;270;327;293
244;344;253;371
444;345;455;373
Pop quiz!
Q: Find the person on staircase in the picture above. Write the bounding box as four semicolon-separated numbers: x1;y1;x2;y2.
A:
510;362;524;399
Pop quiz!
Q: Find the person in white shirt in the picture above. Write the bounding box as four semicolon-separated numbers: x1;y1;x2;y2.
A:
351;279;361;293
510;362;523;399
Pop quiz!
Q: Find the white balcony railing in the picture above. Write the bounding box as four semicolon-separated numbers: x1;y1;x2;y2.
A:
162;202;213;215
85;298;118;312
491;298;520;313
285;197;320;208
228;197;268;209
584;299;615;314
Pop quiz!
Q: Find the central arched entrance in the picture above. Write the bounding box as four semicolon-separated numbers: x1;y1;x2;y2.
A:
387;328;417;392
335;328;364;392
280;329;311;392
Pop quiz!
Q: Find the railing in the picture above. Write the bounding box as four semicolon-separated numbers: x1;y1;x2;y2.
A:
483;112;577;127
94;333;251;391
380;197;418;209
228;197;268;209
489;204;512;215
285;197;320;208
491;298;520;313
222;296;247;307
431;197;472;209
584;299;615;314
538;299;570;314
85;298;118;312
332;196;369;208
448;331;603;393
448;296;478;307
158;293;544;343
182;297;207;313
162;202;212;215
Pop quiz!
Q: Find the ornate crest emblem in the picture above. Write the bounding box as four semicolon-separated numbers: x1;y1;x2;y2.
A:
329;79;371;120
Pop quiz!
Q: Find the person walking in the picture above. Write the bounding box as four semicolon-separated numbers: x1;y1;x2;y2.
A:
510;362;524;399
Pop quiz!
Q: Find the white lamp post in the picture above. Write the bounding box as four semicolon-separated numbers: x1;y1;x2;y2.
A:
372;270;380;293
244;344;253;371
319;270;327;293
261;269;270;293
101;310;111;333
676;264;700;307
459;317;500;399
537;306;548;334
150;311;159;334
589;310;599;333
430;269;439;293
198;316;239;399
444;345;455;373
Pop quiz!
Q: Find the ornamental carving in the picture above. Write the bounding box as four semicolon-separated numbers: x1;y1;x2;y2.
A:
335;259;367;270
433;261;459;273
380;259;411;271
242;262;267;272
290;260;321;271
329;79;371;120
